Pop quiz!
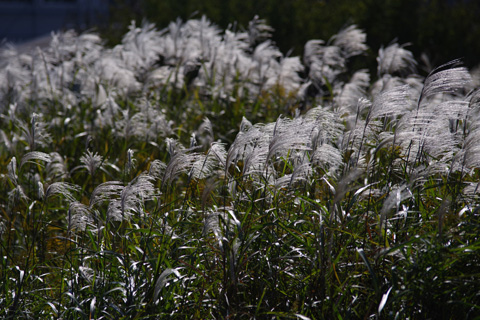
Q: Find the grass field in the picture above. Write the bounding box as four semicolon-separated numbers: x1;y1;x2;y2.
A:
1;17;479;319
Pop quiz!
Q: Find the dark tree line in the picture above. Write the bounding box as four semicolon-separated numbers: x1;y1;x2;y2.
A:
104;0;480;74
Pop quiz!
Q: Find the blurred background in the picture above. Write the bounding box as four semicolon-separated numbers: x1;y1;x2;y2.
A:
1;0;479;72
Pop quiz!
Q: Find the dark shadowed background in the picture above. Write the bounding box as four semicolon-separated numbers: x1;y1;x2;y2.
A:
2;0;479;74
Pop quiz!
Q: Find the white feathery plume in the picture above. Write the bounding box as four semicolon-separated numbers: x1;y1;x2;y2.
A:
247;15;274;47
7;157;18;186
336;69;370;115
195;117;214;148
331;25;368;58
370;85;415;120
148;159;167;181
8;185;28;206
45;182;80;203
288;162;313;188
311;143;343;173
394;106;459;166
303;40;325;68
126;148;136;174
139;102;174;140
226;122;270;170
18;113;51;151
162;151;198;186
108;174;158;221
77;150;103;176
46;152;69;181
460;91;480;170
305;106;344;145
266;118;312;162
276;56;304;93
95;50;140;94
89;181;124;208
114;108;147;140
67;201;94;231
120;21;164;74
418;60;472;106
202;208;241;253
96;95;121;128
250;40;282;92
461;127;480;169
209;142;227;170
240;116;252;132
20;151;51;168
242;143;269;177
377;43;417;77
34;173;44;200
188;153;214;180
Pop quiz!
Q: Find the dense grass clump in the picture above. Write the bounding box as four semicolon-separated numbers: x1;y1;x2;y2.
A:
0;16;479;319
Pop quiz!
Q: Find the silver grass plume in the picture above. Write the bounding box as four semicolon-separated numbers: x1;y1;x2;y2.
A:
335;69;370;115
20;151;52;168
305;106;344;146
120;21;164;75
126;148;136;174
189;142;228;181
7;156;18;186
188;153;213;180
203;208;241;252
303;40;325;68
8;185;28;208
311;143;343;173
7;157;28;207
394;105;462;168
240;116;252;132
46;152;69;181
67;201;95;232
331;25;368;59
226;122;269;171
275;162;313;190
208;142;227;171
369;85;415;122
162;151;198;186
266;117;312;162
114;109;148;140
148;159;167;181
247;15;274;47
459;91;480;170
18;113;51;151
108;174;158;221
89;181;124;208
77;150;103;176
34;173;44;200
196;117;214;148
45;182;80;203
418;60;472;107
97;95;121;128
377;43;417;77
166;138;184;157
277;56;304;94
